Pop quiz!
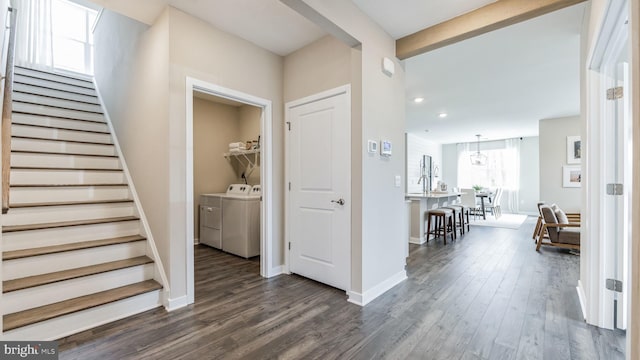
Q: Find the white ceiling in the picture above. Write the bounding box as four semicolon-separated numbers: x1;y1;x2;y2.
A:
87;0;326;56
403;3;585;144
90;0;584;145
352;0;498;38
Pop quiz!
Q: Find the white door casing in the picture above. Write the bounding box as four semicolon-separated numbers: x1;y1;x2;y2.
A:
286;85;351;291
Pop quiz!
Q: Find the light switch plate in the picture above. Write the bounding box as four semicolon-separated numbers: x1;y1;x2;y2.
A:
367;140;377;153
395;175;401;187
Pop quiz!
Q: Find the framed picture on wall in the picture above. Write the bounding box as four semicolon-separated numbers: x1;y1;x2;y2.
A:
567;136;581;164
563;165;581;188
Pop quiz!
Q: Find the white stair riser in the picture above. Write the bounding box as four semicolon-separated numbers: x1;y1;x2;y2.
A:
2;220;141;251
3;242;147;279
13;102;105;122
12;138;116;156
3;202;135;226
2;264;155;314
14;92;103;113
1;290;162;341
11;186;130;203
13;112;110;132
14;67;94;88
11;152;120;169
13;124;112;144
14;82;100;104
10;169;126;185
14;75;96;96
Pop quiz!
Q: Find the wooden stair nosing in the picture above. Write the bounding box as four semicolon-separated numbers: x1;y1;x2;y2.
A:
2;235;146;261
13;100;104;115
12;121;111;134
1;216;140;233
11;135;112;146
2;280;162;331
13;89;101;106
11;150;118;158
10;198;133;208
3;256;154;293
12;111;106;125
15;65;95;85
10;183;126;188
11;166;123;172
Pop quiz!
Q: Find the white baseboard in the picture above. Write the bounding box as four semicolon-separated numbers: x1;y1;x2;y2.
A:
166;294;188;311
409;236;426;245
267;265;285;278
348;270;407;307
577;280;587;320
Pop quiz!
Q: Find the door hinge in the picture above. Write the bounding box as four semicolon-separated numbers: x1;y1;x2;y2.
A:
286;121;291;131
606;86;623;100
288;242;291;250
606;279;623;292
606;183;623;195
288;182;291;191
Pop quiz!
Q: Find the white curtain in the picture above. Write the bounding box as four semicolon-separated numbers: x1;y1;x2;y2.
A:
504;138;521;213
14;0;53;70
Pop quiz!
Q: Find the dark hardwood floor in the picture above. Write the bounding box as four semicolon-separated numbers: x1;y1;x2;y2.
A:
58;217;625;359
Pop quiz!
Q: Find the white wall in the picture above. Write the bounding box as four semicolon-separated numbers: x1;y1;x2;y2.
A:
94;6;283;303
94;8;172;281
294;0;407;299
405;133;441;193
441;143;457;188
539;116;581;212
167;6;284;300
519;136;540;214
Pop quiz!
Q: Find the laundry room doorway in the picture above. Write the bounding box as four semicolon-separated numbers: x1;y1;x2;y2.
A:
185;77;274;305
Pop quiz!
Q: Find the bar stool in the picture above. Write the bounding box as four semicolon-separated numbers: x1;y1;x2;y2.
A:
425;208;455;244
445;204;470;235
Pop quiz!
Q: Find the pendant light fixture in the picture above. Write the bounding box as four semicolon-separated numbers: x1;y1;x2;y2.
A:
470;134;487;166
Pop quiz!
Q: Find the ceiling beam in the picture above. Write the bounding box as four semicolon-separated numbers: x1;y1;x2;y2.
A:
396;0;587;60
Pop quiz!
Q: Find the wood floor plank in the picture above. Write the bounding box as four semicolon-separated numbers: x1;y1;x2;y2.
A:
56;218;626;359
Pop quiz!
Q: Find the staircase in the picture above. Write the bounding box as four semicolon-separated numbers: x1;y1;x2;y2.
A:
1;66;165;340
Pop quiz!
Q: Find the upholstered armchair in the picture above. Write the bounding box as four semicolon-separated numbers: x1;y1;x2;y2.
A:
536;205;580;251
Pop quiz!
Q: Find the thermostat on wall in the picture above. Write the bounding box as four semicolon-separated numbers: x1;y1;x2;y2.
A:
367;140;378;153
381;140;392;156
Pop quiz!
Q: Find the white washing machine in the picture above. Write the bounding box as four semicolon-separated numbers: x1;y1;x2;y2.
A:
221;184;261;258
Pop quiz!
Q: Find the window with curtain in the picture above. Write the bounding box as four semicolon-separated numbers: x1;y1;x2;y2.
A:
457;148;518;189
457;138;521;213
15;0;97;74
52;0;97;74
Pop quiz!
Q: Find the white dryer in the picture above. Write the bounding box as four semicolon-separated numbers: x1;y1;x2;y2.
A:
221;184;261;258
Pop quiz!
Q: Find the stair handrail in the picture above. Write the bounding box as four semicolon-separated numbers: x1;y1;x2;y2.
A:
2;7;17;214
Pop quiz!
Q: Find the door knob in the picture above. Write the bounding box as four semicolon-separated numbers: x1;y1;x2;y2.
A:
331;198;345;205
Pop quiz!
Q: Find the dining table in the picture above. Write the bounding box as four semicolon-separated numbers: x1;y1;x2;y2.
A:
475;192;493;220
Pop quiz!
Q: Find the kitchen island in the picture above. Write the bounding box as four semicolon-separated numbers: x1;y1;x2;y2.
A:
406;192;462;244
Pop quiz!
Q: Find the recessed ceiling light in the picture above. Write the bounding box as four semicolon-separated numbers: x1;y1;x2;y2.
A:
414;97;424;103
438;112;448;118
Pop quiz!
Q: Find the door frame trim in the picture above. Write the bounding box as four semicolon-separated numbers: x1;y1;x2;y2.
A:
582;0;630;330
185;76;275;305
284;84;352;291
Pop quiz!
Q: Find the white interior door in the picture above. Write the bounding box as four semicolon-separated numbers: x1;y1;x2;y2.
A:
287;86;350;291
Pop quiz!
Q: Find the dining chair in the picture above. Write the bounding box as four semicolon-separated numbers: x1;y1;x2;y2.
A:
459;189;480;220
486;188;503;218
